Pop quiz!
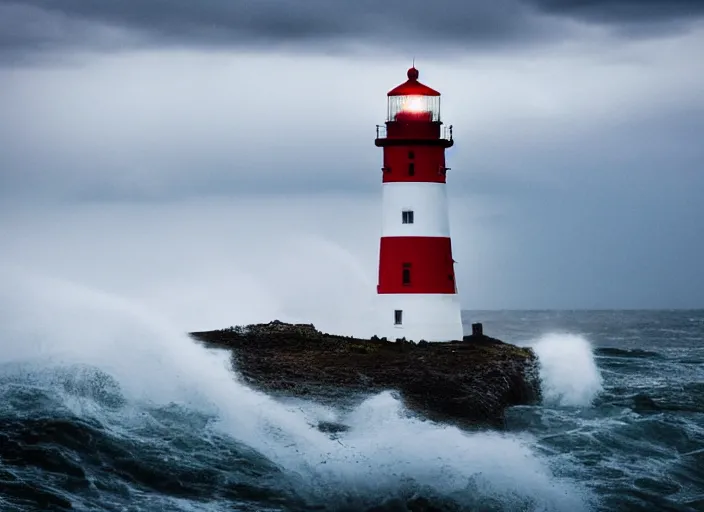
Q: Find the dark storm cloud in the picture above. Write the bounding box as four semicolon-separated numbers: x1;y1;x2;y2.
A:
535;0;704;37
0;0;545;55
1;0;703;61
535;0;704;24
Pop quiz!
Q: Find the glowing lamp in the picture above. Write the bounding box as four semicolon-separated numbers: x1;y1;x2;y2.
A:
402;95;425;113
386;67;441;122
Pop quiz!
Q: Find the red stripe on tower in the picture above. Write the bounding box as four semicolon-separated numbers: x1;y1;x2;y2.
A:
374;66;463;342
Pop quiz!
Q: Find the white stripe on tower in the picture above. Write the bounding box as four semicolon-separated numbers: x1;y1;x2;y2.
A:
377;294;463;342
381;182;450;238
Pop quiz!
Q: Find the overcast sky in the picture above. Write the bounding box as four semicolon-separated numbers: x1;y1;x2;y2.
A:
1;1;703;334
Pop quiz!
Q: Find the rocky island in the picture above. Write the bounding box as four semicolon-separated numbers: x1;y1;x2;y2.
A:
190;321;541;428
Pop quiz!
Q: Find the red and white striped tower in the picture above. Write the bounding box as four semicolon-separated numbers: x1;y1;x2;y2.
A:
374;67;463;342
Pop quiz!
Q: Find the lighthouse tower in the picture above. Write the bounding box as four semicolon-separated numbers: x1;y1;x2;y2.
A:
374;67;463;342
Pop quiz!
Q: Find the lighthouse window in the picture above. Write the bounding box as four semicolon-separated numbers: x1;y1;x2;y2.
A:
402;267;411;285
408;151;415;159
402;210;414;224
394;310;403;325
408;163;415;176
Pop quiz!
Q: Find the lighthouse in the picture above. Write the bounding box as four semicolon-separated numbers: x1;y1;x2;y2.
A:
374;67;463;342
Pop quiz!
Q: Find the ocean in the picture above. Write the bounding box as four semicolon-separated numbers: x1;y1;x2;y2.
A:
1;288;703;511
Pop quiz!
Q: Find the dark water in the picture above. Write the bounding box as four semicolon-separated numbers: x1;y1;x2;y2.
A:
1;307;703;511
473;310;704;512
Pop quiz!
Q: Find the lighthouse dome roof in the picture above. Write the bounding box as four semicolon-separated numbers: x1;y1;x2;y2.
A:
387;67;440;97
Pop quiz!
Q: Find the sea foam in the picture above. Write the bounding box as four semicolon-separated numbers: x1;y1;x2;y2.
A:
0;267;595;511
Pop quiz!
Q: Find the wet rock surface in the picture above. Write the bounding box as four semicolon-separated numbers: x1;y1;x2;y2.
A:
190;321;541;428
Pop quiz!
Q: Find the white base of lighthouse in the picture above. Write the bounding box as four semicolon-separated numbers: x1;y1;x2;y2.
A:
376;293;463;342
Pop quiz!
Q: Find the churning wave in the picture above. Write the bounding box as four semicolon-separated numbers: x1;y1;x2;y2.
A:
0;269;602;511
530;333;604;407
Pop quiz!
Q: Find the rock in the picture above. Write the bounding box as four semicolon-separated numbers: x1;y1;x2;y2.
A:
189;321;541;428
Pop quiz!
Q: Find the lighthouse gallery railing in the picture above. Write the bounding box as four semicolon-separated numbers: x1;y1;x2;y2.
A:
375;124;453;142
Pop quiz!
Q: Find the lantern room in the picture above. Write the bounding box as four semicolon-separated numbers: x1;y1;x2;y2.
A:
376;66;452;147
386;67;441;123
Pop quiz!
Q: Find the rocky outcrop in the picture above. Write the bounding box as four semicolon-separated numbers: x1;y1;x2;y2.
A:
190;321;541;428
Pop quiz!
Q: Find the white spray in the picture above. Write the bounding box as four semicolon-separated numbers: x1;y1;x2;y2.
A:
0;267;595;510
530;332;604;407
